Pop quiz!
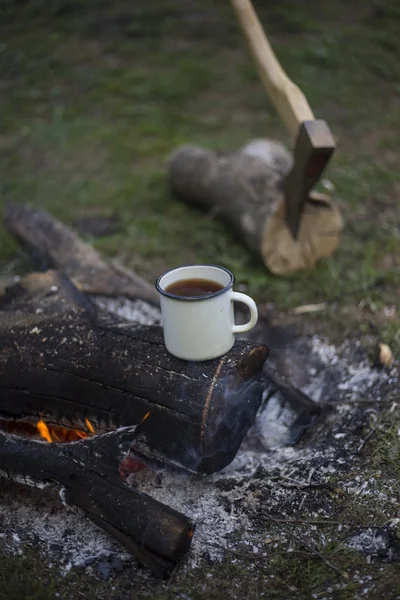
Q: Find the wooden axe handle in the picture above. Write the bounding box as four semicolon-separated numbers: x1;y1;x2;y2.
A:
231;0;314;140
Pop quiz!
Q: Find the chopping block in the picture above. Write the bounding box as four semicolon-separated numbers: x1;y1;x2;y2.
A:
167;0;343;275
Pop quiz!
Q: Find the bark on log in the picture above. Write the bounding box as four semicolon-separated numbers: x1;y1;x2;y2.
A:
0;426;194;577
168;142;343;275
3;202;159;306
0;271;268;474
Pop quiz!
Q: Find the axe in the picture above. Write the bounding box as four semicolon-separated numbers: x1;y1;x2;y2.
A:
231;0;336;238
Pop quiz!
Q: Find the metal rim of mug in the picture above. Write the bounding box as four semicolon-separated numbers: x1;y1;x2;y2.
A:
155;264;235;301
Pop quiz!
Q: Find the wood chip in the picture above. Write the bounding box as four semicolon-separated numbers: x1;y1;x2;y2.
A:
379;343;394;366
293;303;327;314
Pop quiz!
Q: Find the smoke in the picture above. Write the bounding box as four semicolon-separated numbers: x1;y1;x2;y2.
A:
200;374;264;455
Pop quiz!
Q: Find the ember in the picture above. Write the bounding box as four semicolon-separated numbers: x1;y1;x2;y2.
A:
0;418;96;443
36;418;96;443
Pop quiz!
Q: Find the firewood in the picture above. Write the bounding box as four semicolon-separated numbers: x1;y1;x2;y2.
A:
0;426;194;577
3;202;159;305
0;270;268;474
168;143;343;275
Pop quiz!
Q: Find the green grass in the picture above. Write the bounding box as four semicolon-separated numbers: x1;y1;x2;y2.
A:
364;411;400;480
1;543;395;600
1;0;400;317
0;548;104;600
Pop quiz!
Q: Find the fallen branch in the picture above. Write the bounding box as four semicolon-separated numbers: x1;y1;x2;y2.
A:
356;424;381;453
267;518;340;526
266;475;334;490
4;202;159;305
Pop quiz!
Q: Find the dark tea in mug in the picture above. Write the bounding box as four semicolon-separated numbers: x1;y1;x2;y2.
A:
165;278;224;298
156;264;258;360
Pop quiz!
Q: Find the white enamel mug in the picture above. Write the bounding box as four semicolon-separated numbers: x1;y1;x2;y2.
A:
156;264;258;361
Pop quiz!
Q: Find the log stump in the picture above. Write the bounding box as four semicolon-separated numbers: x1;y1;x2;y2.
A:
168;141;343;275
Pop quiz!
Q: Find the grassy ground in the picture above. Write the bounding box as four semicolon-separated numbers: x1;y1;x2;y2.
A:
1;0;400;598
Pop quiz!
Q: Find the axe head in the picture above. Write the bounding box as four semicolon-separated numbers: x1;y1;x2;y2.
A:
284;120;336;239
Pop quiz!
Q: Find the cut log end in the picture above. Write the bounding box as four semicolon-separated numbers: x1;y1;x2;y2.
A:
262;192;343;275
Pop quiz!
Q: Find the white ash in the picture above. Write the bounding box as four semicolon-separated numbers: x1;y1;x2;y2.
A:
347;530;388;555
136;469;255;566
0;297;398;584
92;295;161;325
258;334;397;450
346;527;400;562
302;335;396;404
0;471;49;489
0;482;132;574
255;393;297;450
310;336;340;366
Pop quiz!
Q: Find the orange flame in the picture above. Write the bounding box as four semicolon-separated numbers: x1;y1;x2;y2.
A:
142;412;150;422
37;419;52;443
36;418;96;443
52;429;61;442
85;417;95;433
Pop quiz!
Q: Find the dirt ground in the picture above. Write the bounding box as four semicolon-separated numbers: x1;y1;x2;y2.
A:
0;0;400;598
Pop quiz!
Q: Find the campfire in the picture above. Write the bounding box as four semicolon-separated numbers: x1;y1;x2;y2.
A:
1;203;396;584
0;203;276;576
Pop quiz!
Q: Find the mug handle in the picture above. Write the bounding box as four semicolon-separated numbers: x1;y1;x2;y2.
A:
232;292;258;334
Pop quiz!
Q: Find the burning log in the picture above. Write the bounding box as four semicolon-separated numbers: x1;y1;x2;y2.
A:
3;202;159;306
0;202;326;578
0;426;194;577
0;270;268;474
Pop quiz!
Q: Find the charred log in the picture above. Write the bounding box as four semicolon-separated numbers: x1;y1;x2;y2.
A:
0;426;194;577
3;202;159;306
0;271;268;474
